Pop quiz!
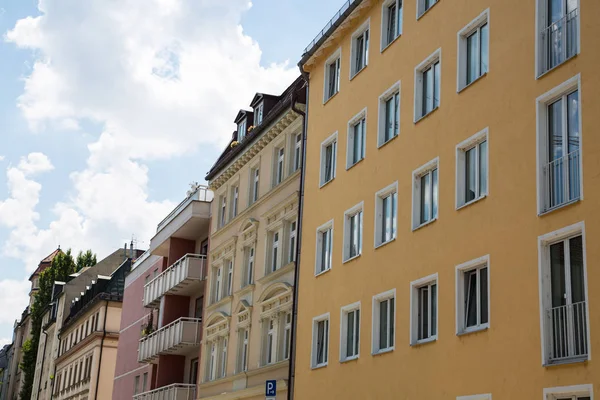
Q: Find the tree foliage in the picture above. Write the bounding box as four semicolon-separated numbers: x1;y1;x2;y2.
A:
19;249;97;400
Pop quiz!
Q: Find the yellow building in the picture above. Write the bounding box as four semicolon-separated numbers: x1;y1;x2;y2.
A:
200;77;305;400
293;0;597;398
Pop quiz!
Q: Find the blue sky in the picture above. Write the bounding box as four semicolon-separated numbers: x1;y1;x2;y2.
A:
0;0;343;344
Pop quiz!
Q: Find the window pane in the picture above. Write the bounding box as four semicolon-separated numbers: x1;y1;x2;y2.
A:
392;192;397;237
420;173;431;224
347;312;355;357
394;93;399;135
397;0;403;35
355;309;360;354
423;67;433;115
480;267;488;324
479;140;488;196
387;3;396;44
569;235;585;303
379;300;388;349
419;287;429;340
433;62;440;109
567;90;579;154
465;271;478;327
431;283;437;335
550;241;566;308
432;168;438;219
465;147;477;202
548;99;563;161
480;23;489;74
389;298;394;346
466;30;478;84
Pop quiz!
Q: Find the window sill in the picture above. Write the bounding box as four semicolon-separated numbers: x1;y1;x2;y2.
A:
342;253;361;264
457;325;488;337
207;295;233;311
457;72;487;93
377;133;399;149
258;262;295;285
319;177;335;189
350;65;368;81
416;1;439;20
372;347;394;356
323;91;339;105
381;34;401;53
375;237;396;250
543;356;588;368
412;217;437;232
340;355;359;363
536;53;578;80
315;267;331;278
346;158;364;171
411;336;437;346
538;198;580;217
235;283;255;297
311;363;328;370
414;106;439;124
456;195;486;211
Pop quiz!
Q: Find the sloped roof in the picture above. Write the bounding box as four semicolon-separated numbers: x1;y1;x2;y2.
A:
29;248;63;281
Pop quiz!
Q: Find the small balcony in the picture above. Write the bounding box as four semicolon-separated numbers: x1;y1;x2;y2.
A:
138;317;202;363
539;8;578;76
542;149;580;213
546;301;588;364
144;254;207;308
133;384;196;400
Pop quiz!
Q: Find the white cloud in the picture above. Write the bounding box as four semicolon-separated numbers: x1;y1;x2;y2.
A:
0;156;4;161
0;280;30;325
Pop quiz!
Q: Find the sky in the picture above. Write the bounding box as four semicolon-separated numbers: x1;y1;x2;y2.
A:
0;0;344;346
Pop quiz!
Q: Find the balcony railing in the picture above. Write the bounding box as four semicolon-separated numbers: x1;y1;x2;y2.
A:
547;301;588;363
157;185;213;233
133;384;196;400
144;254;207;307
539;8;578;75
138;317;202;363
542;149;580;212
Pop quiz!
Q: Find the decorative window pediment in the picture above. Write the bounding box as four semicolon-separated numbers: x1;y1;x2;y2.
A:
259;282;293;320
205;312;231;341
235;300;253;329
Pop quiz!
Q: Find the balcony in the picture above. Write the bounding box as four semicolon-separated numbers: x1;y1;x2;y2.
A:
144;254;207;307
133;384;196;400
539;8;578;76
542;149;580;213
138;318;202;363
546;301;588;364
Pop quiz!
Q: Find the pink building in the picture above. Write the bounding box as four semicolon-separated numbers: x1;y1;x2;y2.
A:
113;185;212;400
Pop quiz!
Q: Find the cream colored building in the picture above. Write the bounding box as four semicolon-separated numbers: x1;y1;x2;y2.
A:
200;77;305;399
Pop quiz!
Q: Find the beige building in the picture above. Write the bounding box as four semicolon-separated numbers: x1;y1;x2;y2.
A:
200;77;305;399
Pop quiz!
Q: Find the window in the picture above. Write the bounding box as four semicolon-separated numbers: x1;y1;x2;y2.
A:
315;220;333;275
350;21;370;78
208;341;217;381
283;312;292;360
254;102;264;126
293;133;302;172
189;360;198;385
288;221;297;264
320;132;338;186
536;0;579;76
219;337;228;378
382;0;402;49
237;329;249;372
537;76;581;214
219;194;227;228
268;231;280;273
274;146;285;186
372;290;395;353
134;375;140;395
343;203;363;262
458;10;489;90
266;318;277;365
243;246;255;287
410;274;438;344
414;50;441;121
238;119;247;142
226;260;233;297
539;224;588;365
347;109;366;168
375;182;398;247
544;384;592;400
311;314;330;368
412;158;439;229
230;185;239;219
456;256;489;334
212;265;223;303
456;128;488;208
340;303;360;361
378;83;400;146
324;49;341;101
417;0;438;18
250;167;260;204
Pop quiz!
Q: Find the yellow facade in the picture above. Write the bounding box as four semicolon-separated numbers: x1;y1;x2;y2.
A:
294;0;598;398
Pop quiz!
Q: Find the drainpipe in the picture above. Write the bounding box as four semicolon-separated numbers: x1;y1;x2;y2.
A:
36;329;49;399
93;300;109;400
288;69;309;400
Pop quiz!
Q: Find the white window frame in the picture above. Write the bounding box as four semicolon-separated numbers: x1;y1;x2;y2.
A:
254;102;264;126
349;19;370;79
457;394;492;400
381;0;403;50
213;265;223;303
343;202;364;263
243;246;255;287
410;273;438;345
292;132;302;173
535;0;580;78
456;127;489;209
374;181;398;248
219;194;227;228
340;302;361;362
219;337;228;378
417;0;438;19
267;230;281;274
287;220;297;264
346;107;367;169
536;74;582;215
283;312;292;360
237;328;249;373
311;313;330;369
414;49;441;122
226;260;233;296
372;289;396;354
455;255;490;335
320;131;338;187
273;144;286;187
457;9;490;92
537;222;590;366
249;165;260;205
208;341;217;381
238;119;247;142
377;81;401;147
265;318;278;365
315;219;334;276
543;384;593;400
323;48;342;103
230;184;239;220
411;157;439;230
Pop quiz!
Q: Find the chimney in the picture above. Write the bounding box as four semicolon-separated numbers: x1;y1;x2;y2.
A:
130;239;134;259
124;242;127;259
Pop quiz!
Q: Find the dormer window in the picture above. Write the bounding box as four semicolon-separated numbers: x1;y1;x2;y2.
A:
238;119;247;141
254;102;264;126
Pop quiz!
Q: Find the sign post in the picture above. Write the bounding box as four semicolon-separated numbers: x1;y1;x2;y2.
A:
266;380;276;400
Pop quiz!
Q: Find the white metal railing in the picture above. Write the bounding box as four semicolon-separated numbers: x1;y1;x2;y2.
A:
144;254;207;307
157;185;213;232
138;317;202;362
542;149;580;212
539;8;578;75
547;301;588;362
133;383;196;400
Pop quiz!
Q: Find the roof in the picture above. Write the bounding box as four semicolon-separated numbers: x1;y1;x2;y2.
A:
249;93;279;108
29;248;63;281
205;76;305;181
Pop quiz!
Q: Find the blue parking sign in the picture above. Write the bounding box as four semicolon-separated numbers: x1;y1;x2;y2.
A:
266;380;277;397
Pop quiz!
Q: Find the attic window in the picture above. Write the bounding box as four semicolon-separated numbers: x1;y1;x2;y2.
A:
254;102;264;126
238;119;247;141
